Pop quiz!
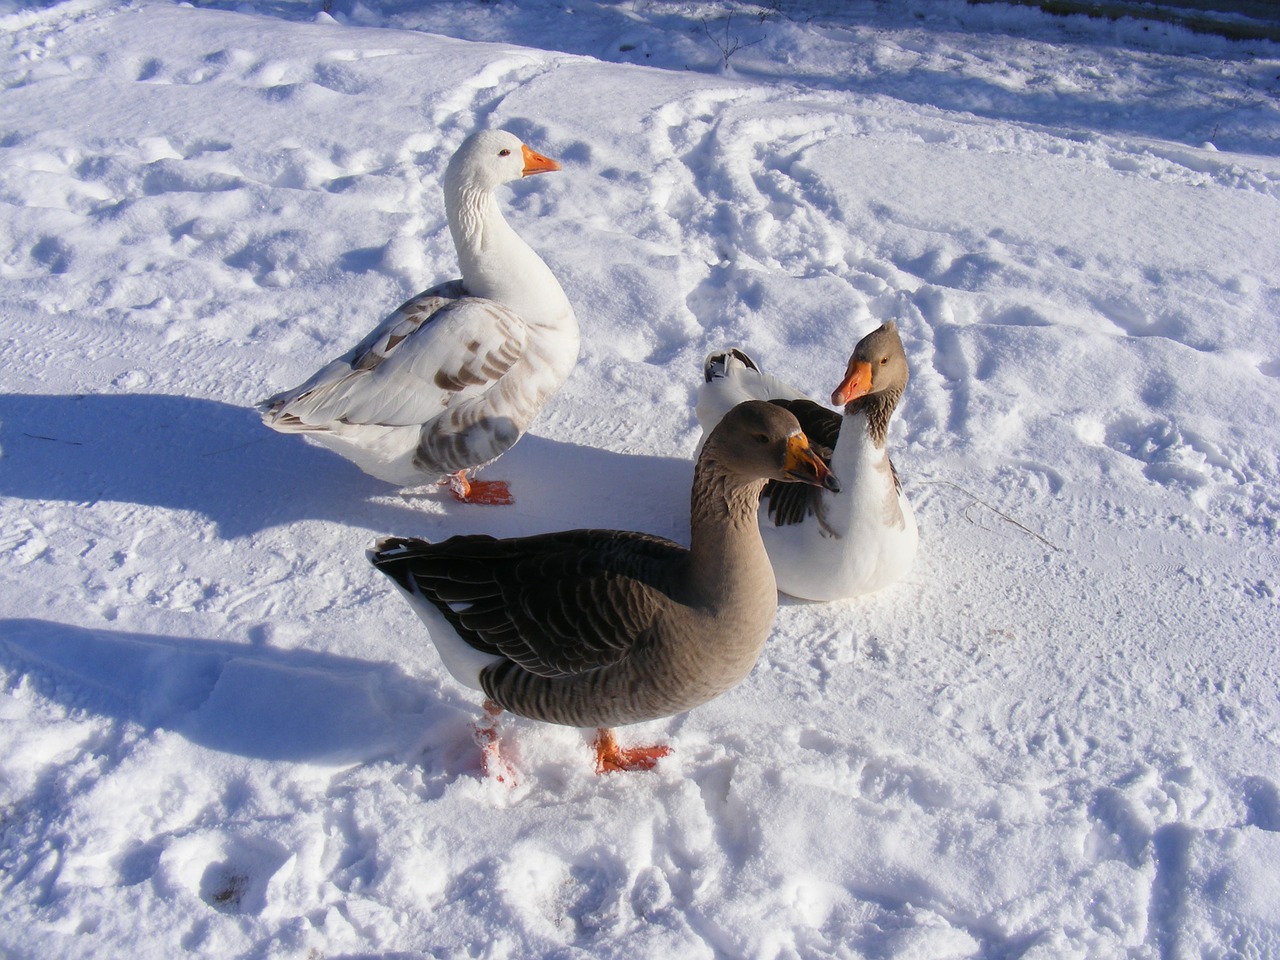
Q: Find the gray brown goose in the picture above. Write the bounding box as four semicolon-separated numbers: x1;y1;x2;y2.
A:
369;400;839;775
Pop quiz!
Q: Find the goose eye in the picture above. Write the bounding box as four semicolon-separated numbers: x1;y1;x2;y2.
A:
754;433;770;445
879;357;888;365
498;148;511;157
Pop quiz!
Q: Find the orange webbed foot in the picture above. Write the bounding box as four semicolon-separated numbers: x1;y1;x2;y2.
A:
474;700;518;786
593;728;672;774
447;472;515;506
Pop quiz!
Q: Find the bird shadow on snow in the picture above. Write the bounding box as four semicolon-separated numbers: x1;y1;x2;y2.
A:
0;617;479;769
0;392;429;539
0;393;695;542
481;433;694;542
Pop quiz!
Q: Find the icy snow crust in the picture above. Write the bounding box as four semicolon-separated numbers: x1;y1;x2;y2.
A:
1;0;1278;957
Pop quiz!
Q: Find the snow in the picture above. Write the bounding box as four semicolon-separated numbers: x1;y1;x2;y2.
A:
1;0;1278;956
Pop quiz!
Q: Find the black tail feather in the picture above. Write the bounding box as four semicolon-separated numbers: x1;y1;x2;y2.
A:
703;348;758;383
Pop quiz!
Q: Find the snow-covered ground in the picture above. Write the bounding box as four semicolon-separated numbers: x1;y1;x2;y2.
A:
2;0;1278;956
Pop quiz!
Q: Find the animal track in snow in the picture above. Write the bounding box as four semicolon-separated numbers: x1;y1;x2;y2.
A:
488;842;633;946
134;56;163;82
1101;137;1280;200
165;833;292;916
904;249;1029;293
130;45;377;103
0;521;50;566
427;54;556;134
1096;762;1280;960
1089;291;1207;349
29;236;73;274
1242;775;1280;833
1102;414;1243;493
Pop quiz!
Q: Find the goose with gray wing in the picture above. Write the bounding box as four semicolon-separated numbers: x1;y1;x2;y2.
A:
259;129;577;506
369;400;838;775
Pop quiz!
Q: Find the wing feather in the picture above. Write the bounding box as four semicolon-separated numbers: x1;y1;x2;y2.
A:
261;282;528;430
372;532;686;679
763;398;840;526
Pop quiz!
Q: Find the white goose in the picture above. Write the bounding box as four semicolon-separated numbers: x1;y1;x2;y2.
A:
696;322;918;601
259;129;578;505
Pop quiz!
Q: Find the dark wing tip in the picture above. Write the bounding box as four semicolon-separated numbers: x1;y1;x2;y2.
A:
367;536;436;595
256;394;285;419
764;479;821;527
368;536;427;565
703;348;759;383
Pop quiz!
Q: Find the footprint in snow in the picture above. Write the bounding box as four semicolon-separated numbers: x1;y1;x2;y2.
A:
198;837;291;915
1242;775;1280;833
1100;413;1245;492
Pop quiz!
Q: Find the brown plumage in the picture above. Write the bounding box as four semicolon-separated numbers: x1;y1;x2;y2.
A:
368;400;839;774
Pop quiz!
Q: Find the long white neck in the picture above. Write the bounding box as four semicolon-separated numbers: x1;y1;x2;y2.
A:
826;409;907;535
828;410;886;492
446;184;574;331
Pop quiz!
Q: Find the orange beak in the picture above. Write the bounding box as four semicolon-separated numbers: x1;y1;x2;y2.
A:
831;359;873;406
783;433;840;492
521;143;561;176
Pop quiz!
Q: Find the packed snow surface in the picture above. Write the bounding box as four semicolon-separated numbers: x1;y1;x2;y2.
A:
2;0;1278;957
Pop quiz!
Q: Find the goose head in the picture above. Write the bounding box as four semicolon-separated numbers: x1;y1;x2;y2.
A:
706;400;840;492
445;129;560;195
831;321;909;407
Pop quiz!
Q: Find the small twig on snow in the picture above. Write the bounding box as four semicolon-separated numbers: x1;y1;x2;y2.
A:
22;432;82;445
921;479;1061;552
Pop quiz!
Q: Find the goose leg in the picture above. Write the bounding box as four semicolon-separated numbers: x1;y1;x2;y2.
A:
447;471;515;506
592;728;672;774
473;700;517;785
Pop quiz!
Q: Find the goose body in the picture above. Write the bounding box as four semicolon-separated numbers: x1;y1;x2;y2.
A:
696;323;918;601
369;401;839;772
259;129;577;503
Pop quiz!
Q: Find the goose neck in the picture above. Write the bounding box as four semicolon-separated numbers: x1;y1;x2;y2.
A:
447;185;508;266
444;183;571;327
686;459;773;603
845;385;902;449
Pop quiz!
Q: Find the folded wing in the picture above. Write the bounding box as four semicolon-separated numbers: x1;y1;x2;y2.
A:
260;283;528;432
372;531;688;680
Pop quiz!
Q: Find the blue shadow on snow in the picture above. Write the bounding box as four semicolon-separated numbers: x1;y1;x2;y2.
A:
0;392;697;542
0;617;474;767
0;392;425;539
